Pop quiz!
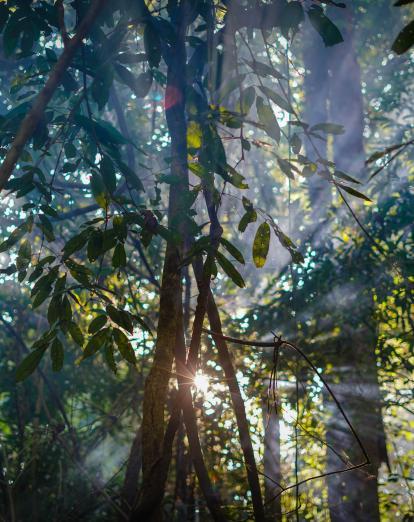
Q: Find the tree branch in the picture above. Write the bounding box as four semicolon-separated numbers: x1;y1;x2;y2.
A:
0;0;108;192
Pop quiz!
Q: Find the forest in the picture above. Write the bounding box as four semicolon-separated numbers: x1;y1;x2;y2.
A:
0;0;413;520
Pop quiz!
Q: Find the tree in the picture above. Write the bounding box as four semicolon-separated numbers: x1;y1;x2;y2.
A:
0;1;412;520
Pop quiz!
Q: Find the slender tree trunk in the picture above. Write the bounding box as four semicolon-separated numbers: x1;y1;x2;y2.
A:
262;402;282;521
138;11;190;522
173;267;193;521
193;253;265;521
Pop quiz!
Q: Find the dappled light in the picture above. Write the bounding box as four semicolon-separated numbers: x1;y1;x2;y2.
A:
0;1;413;521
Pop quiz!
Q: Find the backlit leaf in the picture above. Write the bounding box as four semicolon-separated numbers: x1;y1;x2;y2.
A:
253;222;271;268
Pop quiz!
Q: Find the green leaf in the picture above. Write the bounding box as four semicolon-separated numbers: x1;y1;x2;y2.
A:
68;322;84;347
216;251;245;288
337;183;372;202
310;122;345;134
47;295;61;325
113;328;136;364
366;143;405;164
60;296;72;323
106;305;133;334
0;5;9;33
61;162;77;173
89;315;108;335
253;222;271;268
100;155;117;194
117;161;145;192
54;273;67;296
220;238;245;264
0;264;17;276
16;348;46;382
256;96;280;143
277;158;295;180
87;230;104;262
0;221;30;253
392;20;414;54
51;338;64;372
39;214;55;241
64;143;77;159
31;267;59;297
259;86;294;114
280;1;305;35
40;204;58;218
63;230;90;258
75;115;129;146
238;210;257;232
104;343;117;373
144;23;161;68
65;259;93;286
290;133;302;154
33;287;53;309
115;64;153;98
333;170;361;184
245;60;286;80
16;239;31;270
83;328;111;359
3;12;21;56
187;120;203;150
237;86;256;115
222;164;248;189
307;5;344;47
112;243;126;268
91;66;113;110
90;171;109;209
18;238;31;259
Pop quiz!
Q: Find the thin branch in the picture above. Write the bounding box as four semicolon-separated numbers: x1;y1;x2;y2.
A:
203;327;371;502
0;0;108;191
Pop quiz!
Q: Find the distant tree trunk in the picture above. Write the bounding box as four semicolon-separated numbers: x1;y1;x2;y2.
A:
324;9;385;522
325;328;383;522
302;8;386;521
302;21;331;224
328;11;365;181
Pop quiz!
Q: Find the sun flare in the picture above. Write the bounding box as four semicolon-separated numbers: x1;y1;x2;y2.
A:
194;372;209;394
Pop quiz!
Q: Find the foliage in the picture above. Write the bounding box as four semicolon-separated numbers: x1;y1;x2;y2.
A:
0;0;412;520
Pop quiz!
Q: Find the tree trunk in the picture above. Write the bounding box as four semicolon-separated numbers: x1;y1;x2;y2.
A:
302;20;332;223
137;12;189;522
325;10;385;521
325;328;383;522
262;402;282;521
303;9;386;520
